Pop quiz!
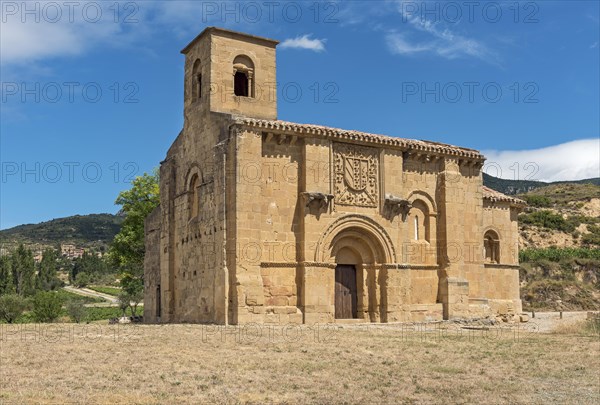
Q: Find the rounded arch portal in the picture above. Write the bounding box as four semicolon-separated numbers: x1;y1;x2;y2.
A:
315;215;396;265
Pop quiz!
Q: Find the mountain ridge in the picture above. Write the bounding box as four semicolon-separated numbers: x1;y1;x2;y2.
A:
482;173;599;195
0;213;124;252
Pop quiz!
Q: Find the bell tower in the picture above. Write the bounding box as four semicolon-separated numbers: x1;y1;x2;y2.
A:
181;27;278;120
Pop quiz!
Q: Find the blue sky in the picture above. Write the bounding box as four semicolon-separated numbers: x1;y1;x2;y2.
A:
1;0;599;229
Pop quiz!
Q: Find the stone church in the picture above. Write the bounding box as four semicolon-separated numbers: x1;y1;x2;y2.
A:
144;27;525;324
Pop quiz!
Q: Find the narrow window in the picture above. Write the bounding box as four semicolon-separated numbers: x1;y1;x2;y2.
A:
196;74;202;99
414;216;419;240
234;71;249;97
411;200;430;242
189;174;199;220
156;284;161;318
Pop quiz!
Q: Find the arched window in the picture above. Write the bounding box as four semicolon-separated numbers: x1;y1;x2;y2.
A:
189;174;199;220
192;59;202;101
409;200;429;242
233;55;254;98
484;230;500;264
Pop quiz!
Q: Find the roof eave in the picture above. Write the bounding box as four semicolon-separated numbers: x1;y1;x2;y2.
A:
231;118;486;161
181;26;279;54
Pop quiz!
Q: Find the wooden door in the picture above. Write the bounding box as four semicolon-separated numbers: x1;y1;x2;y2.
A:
335;265;357;319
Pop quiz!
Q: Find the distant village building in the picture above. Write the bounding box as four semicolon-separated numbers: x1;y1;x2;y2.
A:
144;27;525;325
61;244;85;259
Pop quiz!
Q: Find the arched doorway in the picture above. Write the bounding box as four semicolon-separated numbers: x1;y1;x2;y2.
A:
333;245;363;319
315;215;396;322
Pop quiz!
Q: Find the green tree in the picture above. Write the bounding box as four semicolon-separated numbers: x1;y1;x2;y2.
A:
0;294;27;323
65;299;86;323
121;273;143;316
74;272;90;288
11;244;36;296
109;171;159;295
31;291;63;322
36;248;61;291
117;291;131;318
0;256;13;294
71;251;110;283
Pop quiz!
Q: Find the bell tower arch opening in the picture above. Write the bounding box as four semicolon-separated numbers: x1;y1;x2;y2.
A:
191;58;202;102
233;55;255;97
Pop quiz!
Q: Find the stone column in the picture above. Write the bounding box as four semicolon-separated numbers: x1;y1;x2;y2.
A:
159;158;177;322
436;158;470;319
232;128;265;323
300;138;333;323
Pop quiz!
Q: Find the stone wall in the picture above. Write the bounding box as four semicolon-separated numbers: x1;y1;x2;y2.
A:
143;206;161;322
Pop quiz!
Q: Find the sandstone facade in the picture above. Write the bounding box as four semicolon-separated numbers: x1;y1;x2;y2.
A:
144;27;525;324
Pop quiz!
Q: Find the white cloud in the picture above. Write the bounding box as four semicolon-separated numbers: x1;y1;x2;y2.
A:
389;1;499;64
0;1;137;67
591;42;599;49
0;1;330;67
280;35;326;52
1;20;83;63
386;34;432;55
482;139;600;182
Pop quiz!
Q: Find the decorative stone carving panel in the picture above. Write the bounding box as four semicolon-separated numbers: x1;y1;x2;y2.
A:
333;143;379;207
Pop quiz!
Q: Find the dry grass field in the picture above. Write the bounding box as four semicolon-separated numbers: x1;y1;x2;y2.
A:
1;320;599;404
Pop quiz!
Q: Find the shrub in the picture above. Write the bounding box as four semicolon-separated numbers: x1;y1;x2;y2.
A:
519;210;576;233
31;291;63;323
519;247;600;262
582;224;600;247
84;306;143;322
0;294;28;323
523;195;552;208
65;299;86;323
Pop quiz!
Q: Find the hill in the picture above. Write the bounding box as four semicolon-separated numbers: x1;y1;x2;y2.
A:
515;182;600;311
516;183;600;249
482;173;599;195
0;213;124;252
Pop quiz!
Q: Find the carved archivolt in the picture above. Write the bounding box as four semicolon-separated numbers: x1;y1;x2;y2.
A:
314;214;396;264
333;143;379;207
407;190;437;214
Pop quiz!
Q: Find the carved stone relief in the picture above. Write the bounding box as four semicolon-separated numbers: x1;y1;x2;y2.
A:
333;143;379;207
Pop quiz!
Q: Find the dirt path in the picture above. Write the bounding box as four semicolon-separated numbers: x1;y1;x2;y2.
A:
523;311;594;333
63;286;118;304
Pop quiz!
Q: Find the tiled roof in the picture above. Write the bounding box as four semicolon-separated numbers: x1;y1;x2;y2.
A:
482;186;526;206
234;117;485;160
